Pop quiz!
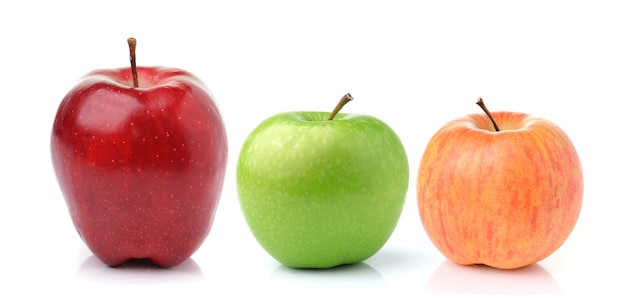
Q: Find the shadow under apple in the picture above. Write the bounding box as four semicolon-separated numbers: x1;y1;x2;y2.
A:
424;259;561;294
77;254;205;285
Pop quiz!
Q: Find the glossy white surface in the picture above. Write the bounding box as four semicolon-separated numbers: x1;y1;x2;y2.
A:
1;0;624;298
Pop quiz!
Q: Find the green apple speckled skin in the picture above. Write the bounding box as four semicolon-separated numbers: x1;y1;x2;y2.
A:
237;111;409;268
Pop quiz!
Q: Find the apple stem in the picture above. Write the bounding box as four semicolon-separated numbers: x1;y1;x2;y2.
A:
327;93;353;121
476;97;500;132
127;37;139;88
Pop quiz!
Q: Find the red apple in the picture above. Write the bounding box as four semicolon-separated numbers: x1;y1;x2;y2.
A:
417;98;583;269
51;38;227;267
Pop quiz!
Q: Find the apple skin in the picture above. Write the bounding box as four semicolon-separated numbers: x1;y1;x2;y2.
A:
51;66;227;268
417;111;583;269
237;112;409;268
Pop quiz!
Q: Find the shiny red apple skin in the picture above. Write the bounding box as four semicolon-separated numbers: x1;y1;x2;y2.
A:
417;111;583;269
51;66;227;267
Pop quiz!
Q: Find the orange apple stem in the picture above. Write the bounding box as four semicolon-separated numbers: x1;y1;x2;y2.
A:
476;97;500;132
327;93;353;121
127;37;139;88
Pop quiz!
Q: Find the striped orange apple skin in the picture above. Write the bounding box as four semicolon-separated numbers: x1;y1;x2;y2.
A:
417;111;583;269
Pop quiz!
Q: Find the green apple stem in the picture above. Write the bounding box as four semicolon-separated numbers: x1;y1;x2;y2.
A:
327;93;353;121
127;37;139;88
476;97;500;132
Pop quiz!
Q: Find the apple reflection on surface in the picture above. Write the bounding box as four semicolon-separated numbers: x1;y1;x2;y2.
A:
270;262;386;296
77;254;204;285
424;260;561;294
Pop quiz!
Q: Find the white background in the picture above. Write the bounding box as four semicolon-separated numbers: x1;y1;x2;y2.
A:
1;0;624;298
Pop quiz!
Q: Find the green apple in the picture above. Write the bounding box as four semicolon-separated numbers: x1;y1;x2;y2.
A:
236;94;409;268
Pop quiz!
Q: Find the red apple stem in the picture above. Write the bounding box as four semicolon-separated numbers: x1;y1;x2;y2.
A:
327;93;353;121
127;37;139;88
476;97;500;132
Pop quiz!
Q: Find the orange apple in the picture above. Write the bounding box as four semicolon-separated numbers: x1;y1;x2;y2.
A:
417;98;583;269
